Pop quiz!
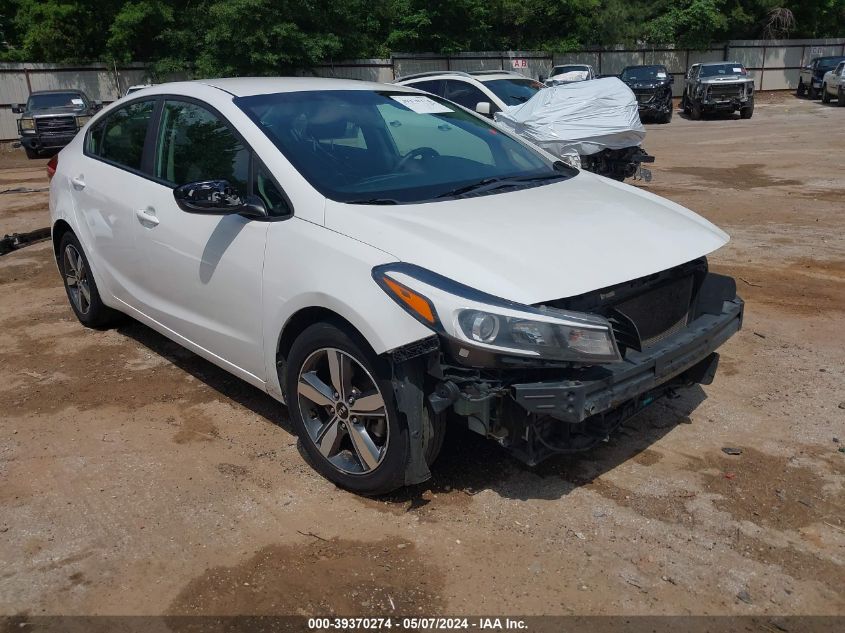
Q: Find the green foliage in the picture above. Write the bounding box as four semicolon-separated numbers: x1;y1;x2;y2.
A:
1;0;843;69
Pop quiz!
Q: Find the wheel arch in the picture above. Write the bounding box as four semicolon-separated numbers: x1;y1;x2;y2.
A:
276;306;378;369
52;219;74;262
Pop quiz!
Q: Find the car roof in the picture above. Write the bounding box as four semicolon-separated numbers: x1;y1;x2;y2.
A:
622;64;666;69
553;64;590;68
395;70;531;84
699;61;743;67
155;77;421;98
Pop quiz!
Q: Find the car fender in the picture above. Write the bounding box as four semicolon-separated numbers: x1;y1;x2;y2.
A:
261;217;433;401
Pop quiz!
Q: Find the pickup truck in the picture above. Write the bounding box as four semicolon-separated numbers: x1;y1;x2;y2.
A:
798;56;845;99
12;89;101;158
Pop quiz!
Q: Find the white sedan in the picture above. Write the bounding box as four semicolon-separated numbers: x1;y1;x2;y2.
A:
49;78;743;494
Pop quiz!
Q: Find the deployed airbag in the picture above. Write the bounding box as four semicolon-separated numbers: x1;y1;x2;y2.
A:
494;77;645;157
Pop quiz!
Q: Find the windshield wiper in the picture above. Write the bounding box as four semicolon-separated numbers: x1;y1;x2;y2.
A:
436;173;567;199
346;198;399;205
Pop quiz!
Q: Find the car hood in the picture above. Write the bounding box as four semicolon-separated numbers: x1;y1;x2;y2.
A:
622;80;670;90
27;107;86;117
324;171;729;305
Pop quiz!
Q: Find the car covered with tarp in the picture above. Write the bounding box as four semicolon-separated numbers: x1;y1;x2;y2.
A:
493;77;653;181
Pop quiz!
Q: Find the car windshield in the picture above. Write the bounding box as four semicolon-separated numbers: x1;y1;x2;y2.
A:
699;64;746;78
27;92;88;110
235;90;568;204
551;65;588;77
482;78;544;106
817;57;845;71
621;66;668;81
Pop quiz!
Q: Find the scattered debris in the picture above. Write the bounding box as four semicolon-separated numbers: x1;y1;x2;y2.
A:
737;589;753;604
753;331;767;339
722;447;743;456
725;472;736;480
0;186;49;194
838;402;845;410
739;277;762;287
296;530;329;542
824;521;845;534
0;227;51;256
661;575;677;585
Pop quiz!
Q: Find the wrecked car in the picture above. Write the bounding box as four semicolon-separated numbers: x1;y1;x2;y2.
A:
50;78;743;495
619;64;674;123
13;89;101;158
681;62;754;120
545;64;595;85
494;76;655;181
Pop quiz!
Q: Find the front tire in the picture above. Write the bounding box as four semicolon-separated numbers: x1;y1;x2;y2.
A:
661;104;673;123
24;146;39;159
822;84;831;103
796;80;806;97
838;86;845;106
285;322;412;495
740;97;754;119
690;100;702;120
59;232;120;328
808;83;818;99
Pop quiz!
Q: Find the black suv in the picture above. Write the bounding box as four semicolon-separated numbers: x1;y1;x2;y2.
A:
619;65;674;123
12;90;101;158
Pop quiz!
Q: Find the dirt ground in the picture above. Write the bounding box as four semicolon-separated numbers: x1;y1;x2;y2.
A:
0;92;843;620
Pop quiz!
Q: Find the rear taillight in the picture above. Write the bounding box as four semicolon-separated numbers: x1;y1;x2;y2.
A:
47;155;58;180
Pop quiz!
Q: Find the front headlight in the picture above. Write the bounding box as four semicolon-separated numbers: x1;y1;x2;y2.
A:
19;118;34;131
374;264;621;364
76;115;91;127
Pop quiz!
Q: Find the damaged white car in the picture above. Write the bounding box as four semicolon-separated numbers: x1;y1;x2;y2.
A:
495;76;654;181
50;78;742;495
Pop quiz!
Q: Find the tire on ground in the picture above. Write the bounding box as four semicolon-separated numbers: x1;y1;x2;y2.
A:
58;231;121;328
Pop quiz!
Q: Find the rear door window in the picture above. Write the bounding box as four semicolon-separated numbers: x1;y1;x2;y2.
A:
87;100;155;171
407;80;444;97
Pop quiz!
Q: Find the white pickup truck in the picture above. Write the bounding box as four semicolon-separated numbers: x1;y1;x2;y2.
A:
821;61;845;105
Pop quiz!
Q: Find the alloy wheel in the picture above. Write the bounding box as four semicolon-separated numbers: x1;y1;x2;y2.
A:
296;347;389;475
64;244;91;315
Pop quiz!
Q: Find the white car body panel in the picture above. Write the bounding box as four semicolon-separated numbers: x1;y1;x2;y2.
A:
50;77;731;404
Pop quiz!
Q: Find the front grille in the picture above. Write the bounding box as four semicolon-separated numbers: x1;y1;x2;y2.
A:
707;83;743;99
633;89;655;104
613;275;694;349
34;116;77;136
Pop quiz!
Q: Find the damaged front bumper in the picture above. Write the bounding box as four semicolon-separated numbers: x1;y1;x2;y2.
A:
512;297;742;424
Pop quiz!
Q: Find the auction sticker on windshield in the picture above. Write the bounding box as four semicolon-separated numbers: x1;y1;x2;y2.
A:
390;95;454;114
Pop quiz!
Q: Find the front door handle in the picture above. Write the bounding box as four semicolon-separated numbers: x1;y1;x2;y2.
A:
71;176;86;190
135;208;159;227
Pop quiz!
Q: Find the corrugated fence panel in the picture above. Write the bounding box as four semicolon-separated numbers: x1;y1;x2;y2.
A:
28;70;117;101
0;71;30;104
0;110;19;140
600;51;643;75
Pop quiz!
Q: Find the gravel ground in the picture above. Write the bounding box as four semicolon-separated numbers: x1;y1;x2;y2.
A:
0;92;842;619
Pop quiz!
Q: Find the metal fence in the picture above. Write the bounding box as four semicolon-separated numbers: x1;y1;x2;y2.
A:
2;38;844;141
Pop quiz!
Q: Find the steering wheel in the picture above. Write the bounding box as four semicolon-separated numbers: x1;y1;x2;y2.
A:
396;146;440;171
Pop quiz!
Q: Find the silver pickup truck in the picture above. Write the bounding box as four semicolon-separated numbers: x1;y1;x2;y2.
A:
681;62;754;120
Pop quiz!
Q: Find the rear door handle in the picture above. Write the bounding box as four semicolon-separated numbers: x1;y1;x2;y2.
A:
135;208;159;227
71;176;86;190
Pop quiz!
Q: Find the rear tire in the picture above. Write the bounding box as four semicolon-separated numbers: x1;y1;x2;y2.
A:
662;104;673;123
808;83;818;99
682;94;691;114
821;84;831;103
838;86;845;106
285;322;415;495
59;232;120;328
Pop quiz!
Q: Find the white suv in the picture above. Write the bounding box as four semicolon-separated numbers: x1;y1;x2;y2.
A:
49;77;743;494
394;70;545;117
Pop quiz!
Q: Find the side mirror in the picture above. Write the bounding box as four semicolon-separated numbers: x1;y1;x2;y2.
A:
173;180;268;219
93;100;103;111
669;75;674;84
475;101;492;116
11;104;24;114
